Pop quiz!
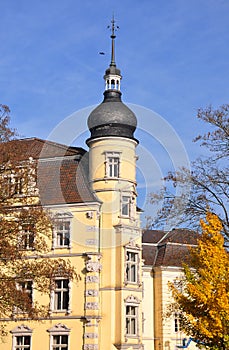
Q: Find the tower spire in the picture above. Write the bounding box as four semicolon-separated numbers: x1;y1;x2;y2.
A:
104;16;121;92
110;15;118;67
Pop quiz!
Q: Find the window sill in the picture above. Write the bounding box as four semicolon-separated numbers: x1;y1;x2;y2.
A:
53;246;70;249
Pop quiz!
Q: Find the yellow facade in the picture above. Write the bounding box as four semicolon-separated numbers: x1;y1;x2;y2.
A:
1;26;199;350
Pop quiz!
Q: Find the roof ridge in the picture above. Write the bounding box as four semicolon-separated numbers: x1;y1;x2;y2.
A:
6;137;85;153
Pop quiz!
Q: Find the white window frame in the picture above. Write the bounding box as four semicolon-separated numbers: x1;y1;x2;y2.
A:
121;195;131;217
11;325;32;350
126;304;138;336
124;242;141;286
18;224;35;250
16;280;33;309
105;152;121;178
174;312;181;333
53;213;73;249
51;278;70;313
126;251;138;283
124;295;140;338
48;324;70;350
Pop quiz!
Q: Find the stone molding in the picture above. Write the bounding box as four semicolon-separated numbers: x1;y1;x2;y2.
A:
86;275;99;283
84;333;98;339
85;289;98;297
124;295;141;304
83;345;98;350
85;302;99;310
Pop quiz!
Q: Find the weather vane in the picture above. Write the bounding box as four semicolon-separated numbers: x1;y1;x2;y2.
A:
107;15;119;66
107;15;119;39
99;16;120;61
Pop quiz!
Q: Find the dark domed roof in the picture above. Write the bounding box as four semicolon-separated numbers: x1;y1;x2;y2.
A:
87;90;137;143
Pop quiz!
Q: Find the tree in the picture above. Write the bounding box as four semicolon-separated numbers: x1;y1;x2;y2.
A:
169;213;229;350
149;104;229;242
0;104;16;142
0;107;77;336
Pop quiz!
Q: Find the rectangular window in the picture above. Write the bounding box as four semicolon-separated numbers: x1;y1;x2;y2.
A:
108;156;119;177
19;225;35;250
17;281;33;306
126;305;137;336
126;251;138;283
55;220;70;247
121;196;131;216
54;279;69;311
52;335;68;350
174;313;181;332
15;335;31;350
14;176;23;195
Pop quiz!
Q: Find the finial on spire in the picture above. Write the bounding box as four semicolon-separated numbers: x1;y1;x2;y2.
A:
107;15;119;67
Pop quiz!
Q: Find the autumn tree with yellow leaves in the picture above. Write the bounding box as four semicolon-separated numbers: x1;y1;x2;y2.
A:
170;213;229;349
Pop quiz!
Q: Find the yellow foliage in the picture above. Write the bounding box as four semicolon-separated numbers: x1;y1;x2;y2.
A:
170;213;229;349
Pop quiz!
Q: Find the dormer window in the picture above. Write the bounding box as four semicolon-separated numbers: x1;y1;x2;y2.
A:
105;152;121;178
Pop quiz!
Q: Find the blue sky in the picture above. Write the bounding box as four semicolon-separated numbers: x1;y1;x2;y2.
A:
1;0;229;223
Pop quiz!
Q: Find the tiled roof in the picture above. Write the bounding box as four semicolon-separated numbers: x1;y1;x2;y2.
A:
38;157;97;205
142;229;198;267
1;138;98;205
0;137;85;162
142;230;166;244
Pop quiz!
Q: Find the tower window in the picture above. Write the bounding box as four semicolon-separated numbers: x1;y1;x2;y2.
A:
126;305;138;336
126;251;138;283
105;152;121;178
111;79;115;89
121;196;131;216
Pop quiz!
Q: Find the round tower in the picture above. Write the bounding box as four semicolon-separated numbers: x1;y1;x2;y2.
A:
86;19;139;237
86;18;143;348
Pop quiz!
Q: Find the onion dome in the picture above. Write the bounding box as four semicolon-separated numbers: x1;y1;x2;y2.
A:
87;17;137;144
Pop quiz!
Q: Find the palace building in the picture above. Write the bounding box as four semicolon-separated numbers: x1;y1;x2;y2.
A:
0;20;198;350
